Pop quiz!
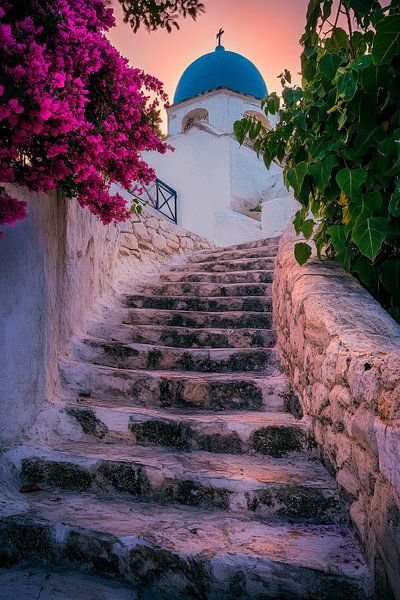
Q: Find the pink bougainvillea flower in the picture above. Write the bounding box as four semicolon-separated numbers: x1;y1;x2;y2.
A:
0;0;171;232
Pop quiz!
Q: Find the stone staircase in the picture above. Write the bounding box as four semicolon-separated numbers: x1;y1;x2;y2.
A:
1;237;373;599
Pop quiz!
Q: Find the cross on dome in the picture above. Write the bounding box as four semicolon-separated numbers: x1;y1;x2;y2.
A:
216;27;224;46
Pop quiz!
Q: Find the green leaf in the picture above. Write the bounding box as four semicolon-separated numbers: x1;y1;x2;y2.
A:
389;180;400;217
294;242;312;266
287;161;308;197
372;15;400;65
336;69;358;101
352;217;389;261
319;53;342;80
309;154;339;191
354;124;385;159
293;208;306;235
234;120;246;145
348;191;382;222
301;218;314;240
352;254;378;292
336;168;367;198
327;224;350;254
380;260;400;297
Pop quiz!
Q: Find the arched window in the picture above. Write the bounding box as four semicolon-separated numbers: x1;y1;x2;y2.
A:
243;110;270;129
182;108;209;133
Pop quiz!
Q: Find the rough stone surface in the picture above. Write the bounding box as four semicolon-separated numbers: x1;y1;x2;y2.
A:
0;187;212;443
273;227;400;599
0;235;373;598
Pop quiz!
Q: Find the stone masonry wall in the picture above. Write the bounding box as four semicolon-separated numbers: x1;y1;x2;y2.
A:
0;187;212;444
273;227;400;599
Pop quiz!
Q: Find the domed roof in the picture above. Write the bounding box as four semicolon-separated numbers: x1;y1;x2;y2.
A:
173;45;267;104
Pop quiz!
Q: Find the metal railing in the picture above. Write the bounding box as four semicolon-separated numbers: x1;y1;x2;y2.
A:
130;178;177;224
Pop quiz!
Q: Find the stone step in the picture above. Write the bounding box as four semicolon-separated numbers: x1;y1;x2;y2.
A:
66;402;311;458
75;339;279;373
199;237;280;256
0;493;372;599
89;323;276;349
15;444;342;523
190;245;279;263
160;269;274;284
124;308;273;329
60;360;288;411
144;281;273;297
0;567;137;600
124;294;272;313
171;257;276;273
232;237;280;250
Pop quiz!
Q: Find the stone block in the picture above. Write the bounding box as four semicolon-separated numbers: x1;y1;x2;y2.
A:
336;467;360;498
133;222;150;242
120;233;139;251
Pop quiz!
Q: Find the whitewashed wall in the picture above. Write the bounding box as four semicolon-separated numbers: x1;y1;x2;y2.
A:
168;89;266;136
0;187;211;443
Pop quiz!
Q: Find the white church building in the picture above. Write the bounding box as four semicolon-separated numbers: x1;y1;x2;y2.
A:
142;35;297;246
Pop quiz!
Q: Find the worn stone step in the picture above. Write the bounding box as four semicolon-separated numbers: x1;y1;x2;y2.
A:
144;281;273;297
89;323;276;349
125;308;273;329
199;237;280;256
75;339;279;373
190;245;278;263
124;294;272;313
171;257;276;273
0;493;372;599
160;269;274;284
0;566;137;600
60;360;288;411
14;443;342;523
66;402;311;458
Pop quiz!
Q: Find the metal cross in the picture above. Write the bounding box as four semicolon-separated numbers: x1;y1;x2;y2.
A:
216;27;224;46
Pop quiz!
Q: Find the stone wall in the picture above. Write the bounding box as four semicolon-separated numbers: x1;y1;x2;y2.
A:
273;228;400;599
0;187;212;444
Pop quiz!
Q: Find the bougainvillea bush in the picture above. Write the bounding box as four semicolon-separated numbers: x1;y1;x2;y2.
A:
0;0;170;237
235;0;400;322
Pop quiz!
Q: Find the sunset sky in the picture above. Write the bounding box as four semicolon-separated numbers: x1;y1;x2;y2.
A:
108;0;309;131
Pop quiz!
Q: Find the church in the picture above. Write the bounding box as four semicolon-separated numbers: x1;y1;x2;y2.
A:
143;31;297;246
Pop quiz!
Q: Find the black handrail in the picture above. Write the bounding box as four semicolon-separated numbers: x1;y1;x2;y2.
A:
130;178;177;224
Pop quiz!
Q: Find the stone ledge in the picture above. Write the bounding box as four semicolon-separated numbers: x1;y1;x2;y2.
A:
273;226;400;599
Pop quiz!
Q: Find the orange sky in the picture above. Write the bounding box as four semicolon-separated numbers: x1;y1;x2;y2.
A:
107;0;309;131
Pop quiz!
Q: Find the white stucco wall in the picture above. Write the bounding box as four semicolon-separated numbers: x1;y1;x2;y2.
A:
168;89;267;137
0;187;212;443
261;194;299;238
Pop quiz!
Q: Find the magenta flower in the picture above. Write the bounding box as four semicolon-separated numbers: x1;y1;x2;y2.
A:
0;0;170;232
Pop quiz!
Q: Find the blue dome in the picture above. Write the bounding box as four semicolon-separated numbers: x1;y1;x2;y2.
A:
174;45;267;104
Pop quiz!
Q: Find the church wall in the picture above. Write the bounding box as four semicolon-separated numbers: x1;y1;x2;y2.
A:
168;90;264;136
273;227;400;598
144;128;231;243
0;186;212;443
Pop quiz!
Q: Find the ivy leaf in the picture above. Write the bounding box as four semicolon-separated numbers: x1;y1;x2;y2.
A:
352;254;378;292
319;53;342;80
287;161;308;197
301;218;314;240
352;217;389;261
309;154;339;191
336;69;358;101
380;260;400;297
293;208;306;235
348;191;382;222
234;120;247;145
294;242;312;266
372;15;400;65
336;168;367;198
327;224;350;254
389;180;400;217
